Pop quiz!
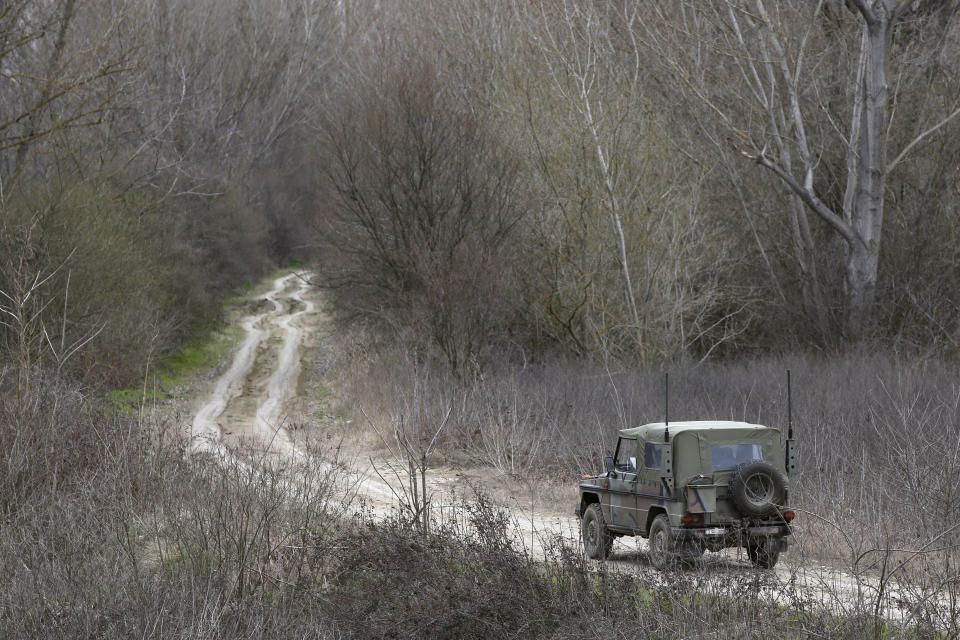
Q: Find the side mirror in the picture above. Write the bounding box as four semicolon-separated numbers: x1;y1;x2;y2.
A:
604;456;615;475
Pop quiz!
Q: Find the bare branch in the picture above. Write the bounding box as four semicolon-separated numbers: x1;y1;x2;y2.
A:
850;0;876;24
738;141;859;247
887;103;960;173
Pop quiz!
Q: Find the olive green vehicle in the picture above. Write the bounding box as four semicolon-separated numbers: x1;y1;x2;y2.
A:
577;421;797;569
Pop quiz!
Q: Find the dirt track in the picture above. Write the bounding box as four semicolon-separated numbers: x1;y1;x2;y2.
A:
186;273;941;626
190;274;307;459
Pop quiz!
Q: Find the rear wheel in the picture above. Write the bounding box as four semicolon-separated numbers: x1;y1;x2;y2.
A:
747;539;780;569
582;503;613;560
684;541;705;562
648;514;675;570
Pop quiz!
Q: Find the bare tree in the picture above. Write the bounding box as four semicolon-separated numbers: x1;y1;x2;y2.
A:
509;0;747;361
0;0;131;182
645;1;960;340
316;49;525;375
531;1;643;341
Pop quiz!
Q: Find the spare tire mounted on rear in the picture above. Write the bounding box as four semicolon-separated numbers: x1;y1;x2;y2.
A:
727;460;787;517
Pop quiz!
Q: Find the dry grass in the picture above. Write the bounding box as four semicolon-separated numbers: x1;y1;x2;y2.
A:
337;344;960;635
4;349;960;638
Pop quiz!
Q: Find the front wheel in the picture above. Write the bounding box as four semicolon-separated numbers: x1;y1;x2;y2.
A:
582;503;613;560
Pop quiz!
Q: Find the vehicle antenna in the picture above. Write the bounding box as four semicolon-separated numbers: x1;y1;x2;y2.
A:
664;372;670;443
787;369;793;440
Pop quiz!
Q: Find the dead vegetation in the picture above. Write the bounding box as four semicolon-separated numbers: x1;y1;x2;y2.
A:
4;286;960;637
3;365;953;639
339;342;960;636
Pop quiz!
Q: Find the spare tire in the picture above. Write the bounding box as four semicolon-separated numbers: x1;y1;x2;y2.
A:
727;460;787;518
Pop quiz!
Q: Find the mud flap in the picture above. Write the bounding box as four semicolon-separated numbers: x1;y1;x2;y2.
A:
753;537;789;553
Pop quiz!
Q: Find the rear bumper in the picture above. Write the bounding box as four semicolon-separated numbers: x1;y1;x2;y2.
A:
674;524;793;545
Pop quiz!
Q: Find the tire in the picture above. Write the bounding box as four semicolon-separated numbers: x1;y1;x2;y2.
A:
747;539;780;569
582;503;613;560
648;514;675;570
727;460;787;518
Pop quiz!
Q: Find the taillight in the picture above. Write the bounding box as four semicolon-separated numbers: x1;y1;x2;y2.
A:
782;510;796;523
681;513;703;525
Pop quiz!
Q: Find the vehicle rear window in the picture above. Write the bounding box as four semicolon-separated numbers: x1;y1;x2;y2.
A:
710;444;763;470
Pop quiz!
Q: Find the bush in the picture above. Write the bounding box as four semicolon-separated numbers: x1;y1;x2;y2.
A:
314;50;528;378
0;365;353;638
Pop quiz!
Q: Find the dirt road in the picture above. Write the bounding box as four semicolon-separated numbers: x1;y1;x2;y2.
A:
190;273;313;459
186;273;939;626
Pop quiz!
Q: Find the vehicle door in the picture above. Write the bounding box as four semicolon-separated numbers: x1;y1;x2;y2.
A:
636;441;667;534
607;437;641;531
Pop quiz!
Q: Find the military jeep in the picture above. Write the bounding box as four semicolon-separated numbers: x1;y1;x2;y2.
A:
577;421;796;569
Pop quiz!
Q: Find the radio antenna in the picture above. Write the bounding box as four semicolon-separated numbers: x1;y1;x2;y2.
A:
787;369;793;440
664;372;670;443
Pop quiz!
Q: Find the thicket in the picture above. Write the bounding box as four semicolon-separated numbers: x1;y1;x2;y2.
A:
310;0;960;369
2;0;960;636
307;11;960;618
0;365;938;637
0;4;339;629
6;0;957;376
0;0;324;389
342;346;960;633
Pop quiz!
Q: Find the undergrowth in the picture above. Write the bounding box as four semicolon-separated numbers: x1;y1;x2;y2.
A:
1;362;951;638
106;324;244;414
105;262;309;414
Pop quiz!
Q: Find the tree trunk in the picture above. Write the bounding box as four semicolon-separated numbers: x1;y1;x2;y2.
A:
844;7;892;340
15;0;77;171
845;240;880;339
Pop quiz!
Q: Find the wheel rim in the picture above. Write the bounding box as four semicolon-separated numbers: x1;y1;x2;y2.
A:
585;517;598;549
744;472;775;506
653;529;665;559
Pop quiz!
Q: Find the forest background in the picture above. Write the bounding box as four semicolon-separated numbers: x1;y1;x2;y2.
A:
2;0;959;380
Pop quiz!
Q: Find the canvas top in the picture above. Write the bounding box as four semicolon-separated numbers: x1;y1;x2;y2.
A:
618;421;776;441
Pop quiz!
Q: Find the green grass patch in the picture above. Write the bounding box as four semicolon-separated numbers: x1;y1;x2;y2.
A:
105;263;310;415
313;383;350;424
107;323;244;414
157;324;245;388
106;387;164;415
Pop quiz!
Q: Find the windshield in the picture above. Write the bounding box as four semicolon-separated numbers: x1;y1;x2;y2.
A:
710;444;763;470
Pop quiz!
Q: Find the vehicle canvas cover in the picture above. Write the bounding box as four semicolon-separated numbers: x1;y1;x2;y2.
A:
618;421;784;483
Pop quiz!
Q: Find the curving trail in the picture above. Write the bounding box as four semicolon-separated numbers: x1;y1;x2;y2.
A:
189;276;288;458
255;276;313;457
189;273;311;459
186;272;945;628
